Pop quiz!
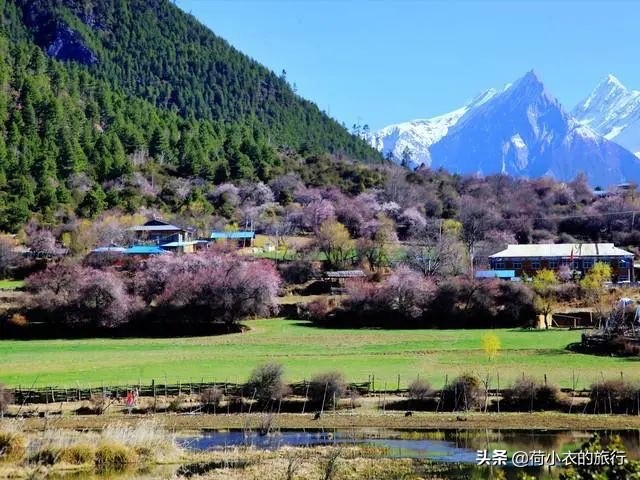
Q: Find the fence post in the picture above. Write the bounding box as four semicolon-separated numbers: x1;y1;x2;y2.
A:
496;372;500;413
152;379;157;412
382;383;387;414
397;374;400;392
301;381;309;415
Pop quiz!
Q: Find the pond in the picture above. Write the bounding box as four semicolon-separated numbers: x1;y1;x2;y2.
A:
177;428;640;479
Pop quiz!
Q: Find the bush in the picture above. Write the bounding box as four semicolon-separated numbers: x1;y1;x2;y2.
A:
440;373;484;412
407;378;432;401
588;379;638;414
246;362;287;402
151;252;281;328
30;447;58;465
59;444;95;465
0;432;27;463
200;387;224;407
309;371;346;406
26;264;139;329
7;313;28;328
306;297;335;322
279;260;319;284
168;395;187;412
94;443;137;471
502;376;565;411
0;385;13;417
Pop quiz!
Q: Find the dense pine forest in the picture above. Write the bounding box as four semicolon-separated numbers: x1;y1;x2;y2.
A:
0;0;381;232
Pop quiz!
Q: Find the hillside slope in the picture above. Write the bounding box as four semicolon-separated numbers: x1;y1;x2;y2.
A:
0;0;383;232
14;0;379;162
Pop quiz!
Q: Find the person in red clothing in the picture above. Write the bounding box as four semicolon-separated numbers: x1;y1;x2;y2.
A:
125;390;135;413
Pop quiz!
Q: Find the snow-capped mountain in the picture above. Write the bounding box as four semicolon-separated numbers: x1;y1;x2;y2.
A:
368;71;640;185
365;89;498;168
572;75;640;157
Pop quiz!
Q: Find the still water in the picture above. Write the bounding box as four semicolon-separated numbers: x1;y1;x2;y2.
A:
177;428;640;479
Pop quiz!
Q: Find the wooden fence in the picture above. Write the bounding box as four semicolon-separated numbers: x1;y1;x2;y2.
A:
11;380;373;405
9;380;594;405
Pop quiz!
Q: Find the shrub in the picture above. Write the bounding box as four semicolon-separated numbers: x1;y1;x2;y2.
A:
343;267;434;325
502;376;565;411
30;447;58;465
309;371;347;406
94;443;137;471
279;260;319;284
200;387;224;407
588;379;638;414
440;373;484;412
168;395;187;412
407;378;432;401
59;444;95;465
7;313;28;328
0;385;13;417
0;432;27;463
246;362;287;402
152;252;281;328
0;236;18;279
26;264;139;329
306;297;334;322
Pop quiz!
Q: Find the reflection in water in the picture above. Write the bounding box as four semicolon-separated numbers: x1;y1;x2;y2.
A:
178;428;640;480
179;428;640;460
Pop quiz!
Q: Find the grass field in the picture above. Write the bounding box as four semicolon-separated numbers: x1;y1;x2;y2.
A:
0;318;638;389
0;279;24;290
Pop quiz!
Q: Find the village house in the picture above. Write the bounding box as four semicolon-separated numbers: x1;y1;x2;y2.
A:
488;243;635;283
323;270;367;294
128;219;199;253
210;230;255;248
128;219;194;244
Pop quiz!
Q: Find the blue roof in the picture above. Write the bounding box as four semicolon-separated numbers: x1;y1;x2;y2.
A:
210;231;255;240
91;246;127;253
475;270;516;279
124;245;167;255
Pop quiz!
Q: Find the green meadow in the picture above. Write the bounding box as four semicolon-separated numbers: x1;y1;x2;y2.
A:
0;318;634;389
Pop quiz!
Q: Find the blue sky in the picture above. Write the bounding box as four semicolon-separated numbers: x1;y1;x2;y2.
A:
177;0;639;130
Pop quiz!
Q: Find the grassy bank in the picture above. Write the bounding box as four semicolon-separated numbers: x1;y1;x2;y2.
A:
14;411;640;432
0;318;632;389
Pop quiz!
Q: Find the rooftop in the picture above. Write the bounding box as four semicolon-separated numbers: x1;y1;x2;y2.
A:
490;243;634;259
210;231;255;240
91;246;127;253
128;219;193;233
129;225;185;232
475;270;516;279
124;245;168;255
324;270;367;278
160;240;207;247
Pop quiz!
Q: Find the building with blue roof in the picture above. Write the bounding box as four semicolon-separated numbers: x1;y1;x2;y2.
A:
475;270;517;280
210;230;255;247
124;245;168;255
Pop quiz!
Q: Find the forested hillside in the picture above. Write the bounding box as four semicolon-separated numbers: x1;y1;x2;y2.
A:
0;0;382;232
14;0;379;160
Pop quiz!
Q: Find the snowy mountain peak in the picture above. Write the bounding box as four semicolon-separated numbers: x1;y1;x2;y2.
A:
368;70;640;185
365;88;499;167
604;74;625;89
505;70;558;106
573;74;640;156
